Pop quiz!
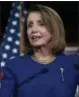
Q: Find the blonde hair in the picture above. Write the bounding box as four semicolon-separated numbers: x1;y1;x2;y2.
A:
21;4;66;54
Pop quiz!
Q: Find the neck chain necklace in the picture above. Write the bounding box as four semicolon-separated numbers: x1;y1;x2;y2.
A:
31;55;56;65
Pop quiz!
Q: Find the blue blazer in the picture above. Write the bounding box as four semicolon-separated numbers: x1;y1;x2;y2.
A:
1;52;79;97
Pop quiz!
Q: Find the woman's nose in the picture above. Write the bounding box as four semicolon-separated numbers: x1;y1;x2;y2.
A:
32;25;38;33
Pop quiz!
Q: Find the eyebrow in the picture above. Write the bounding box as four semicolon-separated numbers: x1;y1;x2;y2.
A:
27;19;44;24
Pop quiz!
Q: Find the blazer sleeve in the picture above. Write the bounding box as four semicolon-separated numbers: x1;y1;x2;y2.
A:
1;63;18;97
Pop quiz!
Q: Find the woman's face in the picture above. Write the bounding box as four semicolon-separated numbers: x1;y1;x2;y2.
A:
27;12;53;47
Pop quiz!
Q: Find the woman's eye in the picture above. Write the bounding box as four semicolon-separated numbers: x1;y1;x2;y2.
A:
39;23;45;26
38;20;45;27
38;22;45;27
27;24;32;28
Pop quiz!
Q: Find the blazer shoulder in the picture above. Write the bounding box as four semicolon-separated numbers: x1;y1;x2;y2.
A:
65;54;78;64
5;53;28;68
59;53;79;67
2;53;29;77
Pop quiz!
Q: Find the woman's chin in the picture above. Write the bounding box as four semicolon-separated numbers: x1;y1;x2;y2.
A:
31;43;44;48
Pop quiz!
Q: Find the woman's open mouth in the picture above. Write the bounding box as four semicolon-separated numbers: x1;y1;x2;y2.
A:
32;36;41;41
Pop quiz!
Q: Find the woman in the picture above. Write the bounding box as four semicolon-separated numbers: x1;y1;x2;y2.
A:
1;4;79;97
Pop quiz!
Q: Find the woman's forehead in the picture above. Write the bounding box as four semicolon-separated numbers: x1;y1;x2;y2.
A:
27;12;43;21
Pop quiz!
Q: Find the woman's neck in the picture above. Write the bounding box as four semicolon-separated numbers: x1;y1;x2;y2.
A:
34;46;52;56
32;47;56;63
